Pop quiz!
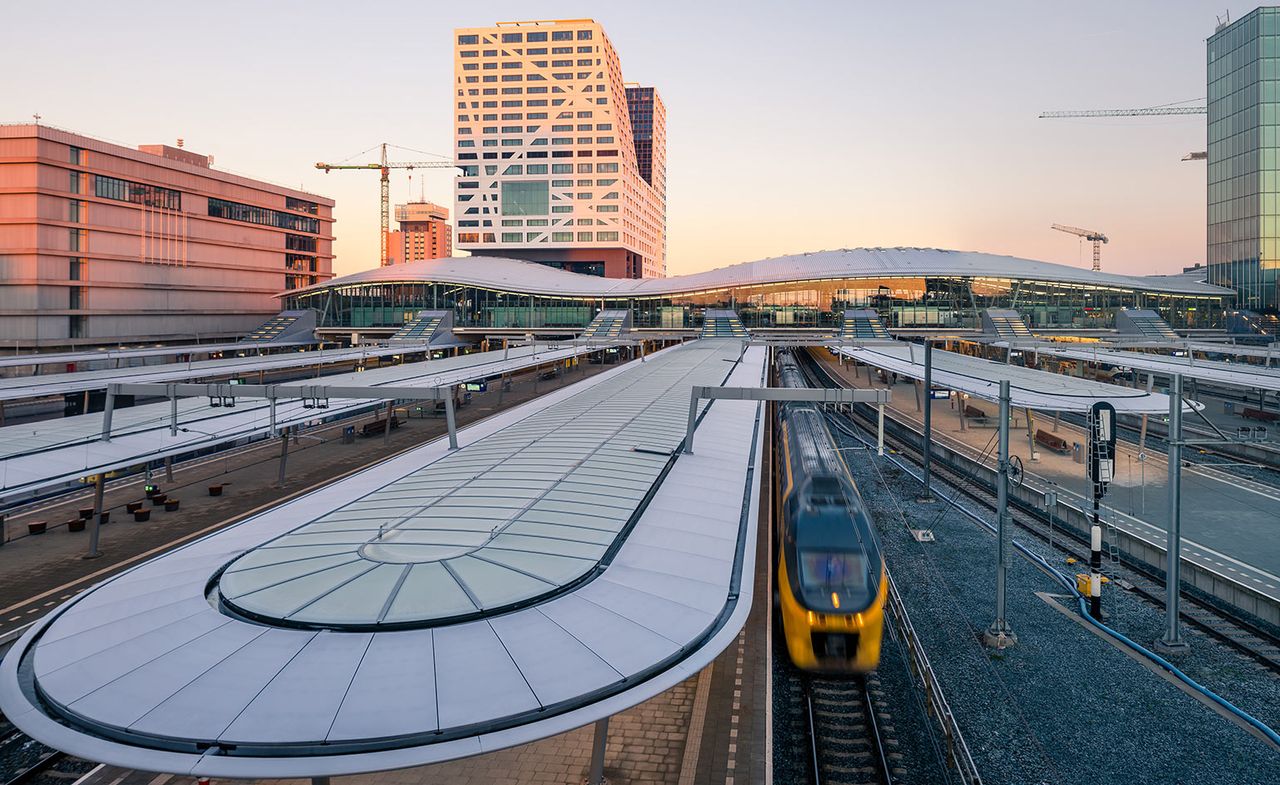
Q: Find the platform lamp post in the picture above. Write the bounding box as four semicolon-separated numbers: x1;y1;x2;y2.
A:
984;380;1017;648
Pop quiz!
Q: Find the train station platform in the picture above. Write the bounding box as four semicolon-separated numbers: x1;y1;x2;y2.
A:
0;339;769;780
820;355;1280;600
0;342;441;403
0;343;596;507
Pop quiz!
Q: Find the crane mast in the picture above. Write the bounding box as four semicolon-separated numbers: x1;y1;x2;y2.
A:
1051;223;1109;272
315;143;457;266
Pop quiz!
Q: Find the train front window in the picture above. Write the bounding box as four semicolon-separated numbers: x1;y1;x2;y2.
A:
798;550;867;595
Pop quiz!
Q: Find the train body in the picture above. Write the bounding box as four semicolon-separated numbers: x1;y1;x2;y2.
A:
774;350;886;674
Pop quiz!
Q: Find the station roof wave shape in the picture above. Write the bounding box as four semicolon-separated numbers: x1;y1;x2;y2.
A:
284;248;1233;299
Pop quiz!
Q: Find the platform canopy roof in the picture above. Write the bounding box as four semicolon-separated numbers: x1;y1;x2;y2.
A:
1104;340;1280;362
1032;344;1280;393
0;343;433;402
839;343;1190;413
0;339;318;371
0;340;767;779
0;343;591;505
286;248;1234;300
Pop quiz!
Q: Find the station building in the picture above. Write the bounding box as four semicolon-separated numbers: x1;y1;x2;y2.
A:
452;19;667;279
0;123;335;348
281;248;1235;337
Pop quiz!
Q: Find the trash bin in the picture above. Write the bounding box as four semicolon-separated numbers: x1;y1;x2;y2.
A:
1073;443;1084;464
1224;401;1235;416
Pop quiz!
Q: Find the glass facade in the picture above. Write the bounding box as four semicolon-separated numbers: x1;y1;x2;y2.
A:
286;275;1228;332
1207;8;1280;311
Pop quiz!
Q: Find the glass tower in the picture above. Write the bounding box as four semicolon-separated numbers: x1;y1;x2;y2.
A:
1207;8;1280;312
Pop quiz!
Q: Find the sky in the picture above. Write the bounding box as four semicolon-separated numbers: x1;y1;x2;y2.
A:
1;0;1241;278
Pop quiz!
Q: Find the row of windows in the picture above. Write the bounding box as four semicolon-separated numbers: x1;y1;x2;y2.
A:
286;233;318;252
94;175;181;210
469;28;591;44
209;198;320;233
459;110;596;120
285;196;319;215
487;230;618;243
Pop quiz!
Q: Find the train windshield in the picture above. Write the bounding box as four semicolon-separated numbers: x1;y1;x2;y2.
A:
798;550;869;598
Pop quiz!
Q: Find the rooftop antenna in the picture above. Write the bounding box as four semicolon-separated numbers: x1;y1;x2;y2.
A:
177;138;184;148
32;113;41;125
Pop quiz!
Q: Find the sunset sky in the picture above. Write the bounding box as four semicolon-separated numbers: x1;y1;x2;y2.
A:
3;0;1232;278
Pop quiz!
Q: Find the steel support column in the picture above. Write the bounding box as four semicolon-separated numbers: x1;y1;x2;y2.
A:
588;717;609;785
919;341;934;501
984;380;1017;648
1159;374;1188;651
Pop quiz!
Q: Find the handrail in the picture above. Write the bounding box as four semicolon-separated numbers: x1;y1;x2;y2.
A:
883;569;984;785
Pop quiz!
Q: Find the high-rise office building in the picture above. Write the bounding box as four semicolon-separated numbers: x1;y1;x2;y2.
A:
0;124;334;347
391;201;452;263
452;19;666;278
1207;7;1280;311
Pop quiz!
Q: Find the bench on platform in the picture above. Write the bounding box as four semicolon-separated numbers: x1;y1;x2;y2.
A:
1242;407;1279;423
1034;429;1071;454
360;417;402;437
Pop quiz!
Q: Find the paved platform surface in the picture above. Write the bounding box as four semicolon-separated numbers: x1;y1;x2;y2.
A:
821;354;1280;591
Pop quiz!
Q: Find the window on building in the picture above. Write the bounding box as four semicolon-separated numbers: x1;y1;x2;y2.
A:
528;46;547;54
577;137;592;144
501;218;523;226
69;146;84;165
552;232;572;242
458;232;480;243
578;163;593;173
286;197;319;214
597;231;618;241
286;234;317;252
596;163;619;173
578;30;592;40
96;175;182;209
501;32;522;42
552;30;572;41
460;50;478;57
458;34;479;44
577;111;593;118
69;257;82;280
552;164;573;174
501;232;522;242
577;231;593;241
527;164;548;174
503;164;524;175
597;204;618;212
501;180;549;215
552;205;572;213
69;171;80;194
527;31;547;42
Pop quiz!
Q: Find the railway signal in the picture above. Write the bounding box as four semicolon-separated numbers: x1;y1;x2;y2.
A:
1085;401;1117;619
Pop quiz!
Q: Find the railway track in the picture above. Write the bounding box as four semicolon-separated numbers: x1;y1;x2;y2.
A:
803;674;895;785
799;351;1280;673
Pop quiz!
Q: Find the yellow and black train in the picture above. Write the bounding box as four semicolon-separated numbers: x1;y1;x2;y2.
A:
774;350;887;673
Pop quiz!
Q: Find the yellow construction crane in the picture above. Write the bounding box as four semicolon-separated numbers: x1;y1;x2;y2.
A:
316;143;457;266
1051;224;1108;272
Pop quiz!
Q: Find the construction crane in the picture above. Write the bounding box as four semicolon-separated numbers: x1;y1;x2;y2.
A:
1051;224;1108;272
1038;105;1205;119
315;143;457;266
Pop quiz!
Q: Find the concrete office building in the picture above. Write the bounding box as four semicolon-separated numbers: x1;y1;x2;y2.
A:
452;18;667;278
388;201;452;264
0;123;335;348
1207;7;1280;311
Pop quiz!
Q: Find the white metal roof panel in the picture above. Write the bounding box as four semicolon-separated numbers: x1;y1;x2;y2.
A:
0;343;594;505
0;343;430;402
1032;344;1280;392
840;343;1191;413
0;340;768;778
